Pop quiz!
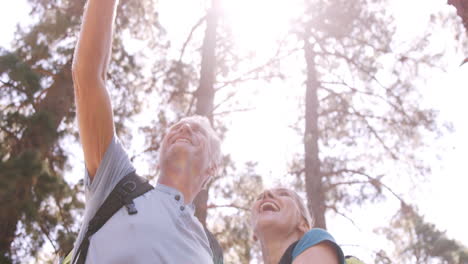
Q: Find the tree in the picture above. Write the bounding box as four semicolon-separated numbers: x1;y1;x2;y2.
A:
448;0;468;65
134;4;285;262
288;0;456;230
377;203;468;264
192;0;221;226
449;0;468;32
0;0;162;262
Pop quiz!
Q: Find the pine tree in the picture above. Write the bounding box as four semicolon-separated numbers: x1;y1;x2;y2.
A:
0;0;162;261
289;0;463;230
378;204;468;264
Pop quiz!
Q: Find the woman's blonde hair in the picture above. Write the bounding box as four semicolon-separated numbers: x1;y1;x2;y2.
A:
287;189;314;232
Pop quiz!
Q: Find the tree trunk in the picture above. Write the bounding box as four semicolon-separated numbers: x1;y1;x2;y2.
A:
303;37;327;229
448;0;468;32
193;0;219;226
0;63;74;257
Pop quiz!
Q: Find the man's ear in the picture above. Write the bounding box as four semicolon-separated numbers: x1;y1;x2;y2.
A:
201;165;216;190
207;163;218;177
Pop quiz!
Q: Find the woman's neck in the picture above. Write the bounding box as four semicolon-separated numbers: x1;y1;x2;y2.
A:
258;230;302;264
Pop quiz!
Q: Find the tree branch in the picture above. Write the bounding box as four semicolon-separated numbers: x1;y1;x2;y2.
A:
31;66;55;77
213;107;255;116
214;45;299;92
178;16;206;62
0;125;20;144
319;85;399;160
207;204;250;211
37;219;58;253
324;168;405;204
327;205;361;231
53;195;71;235
326;180;371;190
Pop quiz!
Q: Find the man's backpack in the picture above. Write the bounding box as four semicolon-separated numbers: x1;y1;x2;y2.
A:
62;172;223;264
279;240;365;264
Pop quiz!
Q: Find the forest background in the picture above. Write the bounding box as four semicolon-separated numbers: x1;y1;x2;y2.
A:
1;0;468;263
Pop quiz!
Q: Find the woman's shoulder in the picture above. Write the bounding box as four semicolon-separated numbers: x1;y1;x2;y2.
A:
292;228;345;263
299;228;337;244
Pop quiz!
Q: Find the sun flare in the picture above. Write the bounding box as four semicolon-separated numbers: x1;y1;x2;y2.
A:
221;0;301;53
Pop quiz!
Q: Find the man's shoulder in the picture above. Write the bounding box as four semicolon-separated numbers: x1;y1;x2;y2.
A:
85;135;135;199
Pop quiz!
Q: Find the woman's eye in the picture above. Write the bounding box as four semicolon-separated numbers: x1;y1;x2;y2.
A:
278;192;289;196
197;128;207;135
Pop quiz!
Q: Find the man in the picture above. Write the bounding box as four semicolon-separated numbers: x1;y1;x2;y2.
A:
71;0;222;262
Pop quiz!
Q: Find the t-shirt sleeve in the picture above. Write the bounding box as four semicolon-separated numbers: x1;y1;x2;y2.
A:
292;228;345;264
72;135;135;261
83;135;135;202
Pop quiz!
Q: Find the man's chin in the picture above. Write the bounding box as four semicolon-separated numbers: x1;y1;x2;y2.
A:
162;145;195;163
167;142;193;153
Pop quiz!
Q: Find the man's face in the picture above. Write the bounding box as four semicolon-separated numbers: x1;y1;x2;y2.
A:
159;118;212;181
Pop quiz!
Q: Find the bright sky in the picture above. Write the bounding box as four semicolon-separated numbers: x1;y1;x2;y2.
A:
1;0;467;263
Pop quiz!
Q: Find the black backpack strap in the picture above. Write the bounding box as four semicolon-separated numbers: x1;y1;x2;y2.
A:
72;171;153;264
278;240;299;264
203;226;224;264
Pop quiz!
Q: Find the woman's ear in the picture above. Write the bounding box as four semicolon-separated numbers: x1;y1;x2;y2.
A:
252;233;258;242
297;219;309;234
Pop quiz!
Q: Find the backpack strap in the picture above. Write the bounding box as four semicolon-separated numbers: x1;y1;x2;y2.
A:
203;226;224;264
72;171;153;264
69;171;224;264
278;240;299;264
345;255;366;264
278;241;363;264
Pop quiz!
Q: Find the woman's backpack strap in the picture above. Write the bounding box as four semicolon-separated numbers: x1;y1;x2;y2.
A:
278;240;299;264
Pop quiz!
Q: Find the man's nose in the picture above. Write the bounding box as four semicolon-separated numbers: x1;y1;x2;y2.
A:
179;123;193;133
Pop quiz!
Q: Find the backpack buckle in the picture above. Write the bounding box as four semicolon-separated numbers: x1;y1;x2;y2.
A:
122;180;137;193
124;201;138;215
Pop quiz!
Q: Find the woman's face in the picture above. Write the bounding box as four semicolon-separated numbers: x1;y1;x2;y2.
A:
251;188;305;240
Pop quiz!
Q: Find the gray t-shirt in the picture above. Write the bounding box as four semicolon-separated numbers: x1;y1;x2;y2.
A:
72;136;213;263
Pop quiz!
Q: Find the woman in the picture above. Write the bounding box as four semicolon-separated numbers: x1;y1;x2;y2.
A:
251;188;345;264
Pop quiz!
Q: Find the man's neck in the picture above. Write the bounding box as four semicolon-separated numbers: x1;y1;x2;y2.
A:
158;169;198;204
258;230;301;264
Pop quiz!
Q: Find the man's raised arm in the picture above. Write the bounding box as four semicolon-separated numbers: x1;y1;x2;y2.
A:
72;0;118;179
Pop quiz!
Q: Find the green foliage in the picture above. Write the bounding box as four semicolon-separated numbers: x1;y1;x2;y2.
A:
285;0;462;223
1;0;466;262
0;51;41;95
377;205;468;264
0;147;84;262
0;0;164;262
209;161;264;263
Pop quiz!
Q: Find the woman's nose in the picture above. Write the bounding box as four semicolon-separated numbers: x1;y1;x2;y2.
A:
263;190;275;199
